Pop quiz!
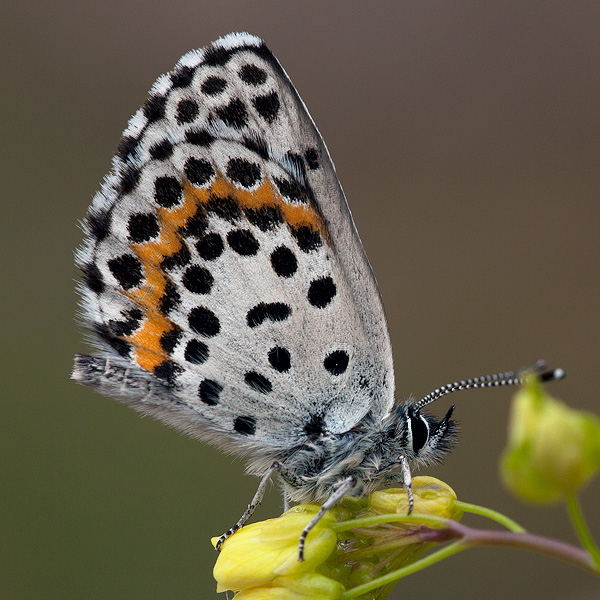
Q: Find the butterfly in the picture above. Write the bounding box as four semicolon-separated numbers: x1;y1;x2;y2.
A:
73;32;562;559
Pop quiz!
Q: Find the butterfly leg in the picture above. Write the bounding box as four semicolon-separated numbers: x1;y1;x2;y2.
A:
400;455;414;513
283;489;291;512
297;476;355;561
216;461;291;551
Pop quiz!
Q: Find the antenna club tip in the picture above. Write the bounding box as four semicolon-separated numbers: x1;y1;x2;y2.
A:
541;368;566;382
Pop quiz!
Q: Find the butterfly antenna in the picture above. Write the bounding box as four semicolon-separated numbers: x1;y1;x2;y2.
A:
414;360;565;411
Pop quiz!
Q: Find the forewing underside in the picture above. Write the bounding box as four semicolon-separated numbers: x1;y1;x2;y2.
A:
74;33;395;454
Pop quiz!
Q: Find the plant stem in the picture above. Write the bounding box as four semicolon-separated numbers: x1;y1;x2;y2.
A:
341;519;598;599
441;520;597;574
455;501;525;532
566;493;600;570
331;512;448;533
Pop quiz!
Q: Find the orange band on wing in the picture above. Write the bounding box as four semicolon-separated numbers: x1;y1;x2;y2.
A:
120;170;325;373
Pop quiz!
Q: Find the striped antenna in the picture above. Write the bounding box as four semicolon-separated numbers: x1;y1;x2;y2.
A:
414;360;565;411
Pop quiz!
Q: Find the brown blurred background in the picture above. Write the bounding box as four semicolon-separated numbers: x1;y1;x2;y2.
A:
2;1;599;598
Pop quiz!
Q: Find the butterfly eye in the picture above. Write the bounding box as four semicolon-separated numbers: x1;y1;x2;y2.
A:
410;413;430;453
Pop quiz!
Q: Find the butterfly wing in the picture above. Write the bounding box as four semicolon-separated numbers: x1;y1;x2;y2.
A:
74;33;395;457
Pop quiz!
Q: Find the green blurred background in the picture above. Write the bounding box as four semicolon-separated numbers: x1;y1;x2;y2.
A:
2;1;599;598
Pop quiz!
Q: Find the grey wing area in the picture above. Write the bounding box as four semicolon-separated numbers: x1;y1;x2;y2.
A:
263;51;396;423
73;32;395;459
201;35;397;430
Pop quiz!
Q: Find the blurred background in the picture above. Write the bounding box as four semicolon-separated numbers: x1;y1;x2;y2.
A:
2;1;599;598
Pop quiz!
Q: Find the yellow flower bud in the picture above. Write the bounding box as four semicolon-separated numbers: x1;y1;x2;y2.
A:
501;377;600;503
212;510;337;593
233;573;345;600
368;476;462;521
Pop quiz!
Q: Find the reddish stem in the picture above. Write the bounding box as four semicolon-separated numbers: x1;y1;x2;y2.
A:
414;521;597;574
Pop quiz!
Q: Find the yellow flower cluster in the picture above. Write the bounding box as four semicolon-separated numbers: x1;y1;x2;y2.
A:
213;477;460;599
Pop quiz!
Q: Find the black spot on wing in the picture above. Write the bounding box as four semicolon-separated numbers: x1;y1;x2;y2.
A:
273;176;306;204
108;254;143;290
196;232;224;261
214;98;248;129
108;308;143;337
203;45;235;67
227;229;259;255
143;94;167;123
182;264;214;294
82;263;105;293
304;147;320;170
188;306;220;337
323;350;349;375
308;276;337;308
184;157;214;186
159;280;181;314
154;176;183;208
245;206;282;231
185;128;215;146
159;327;182;354
234;415;256;435
185;339;209;364
253;91;280;123
205;195;242;222
180;210;208;237
171;65;196;88
268;347;291;372
153;360;182;384
176;99;199;124
246;302;291;328
239;64;267;85
87;209;111;242
290;226;322;252
226;158;261;188
127;213;160;243
116;135;140;162
149;139;174;160
270;246;297;277
201;75;227;95
199;379;222;405
244;371;272;394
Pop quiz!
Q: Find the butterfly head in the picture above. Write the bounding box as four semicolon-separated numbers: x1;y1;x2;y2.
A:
397;402;458;467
